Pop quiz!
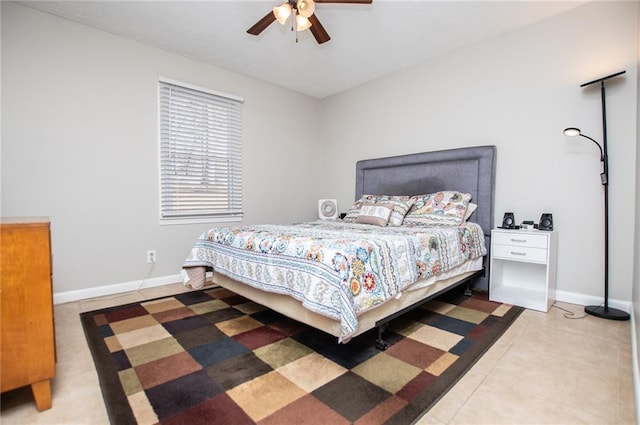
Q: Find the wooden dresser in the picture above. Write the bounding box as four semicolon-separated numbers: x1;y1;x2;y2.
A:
1;217;55;410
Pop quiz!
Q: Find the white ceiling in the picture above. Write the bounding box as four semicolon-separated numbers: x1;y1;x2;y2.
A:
19;0;586;98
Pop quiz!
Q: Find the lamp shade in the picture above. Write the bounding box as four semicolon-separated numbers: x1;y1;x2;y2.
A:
273;3;292;25
297;0;315;18
296;14;312;31
563;127;581;137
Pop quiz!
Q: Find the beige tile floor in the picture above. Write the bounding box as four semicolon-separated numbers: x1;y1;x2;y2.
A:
1;282;636;425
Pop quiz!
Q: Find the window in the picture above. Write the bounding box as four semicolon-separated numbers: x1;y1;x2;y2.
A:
159;78;243;224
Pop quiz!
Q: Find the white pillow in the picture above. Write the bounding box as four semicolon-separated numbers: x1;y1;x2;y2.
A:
464;203;478;221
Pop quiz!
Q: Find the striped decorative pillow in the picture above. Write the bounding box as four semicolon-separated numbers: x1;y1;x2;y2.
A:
355;203;393;226
343;195;378;221
376;196;415;226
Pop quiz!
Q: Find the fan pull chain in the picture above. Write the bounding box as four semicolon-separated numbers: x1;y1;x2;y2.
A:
292;13;298;43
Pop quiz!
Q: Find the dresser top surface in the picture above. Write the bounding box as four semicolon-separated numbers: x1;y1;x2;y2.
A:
1;217;50;226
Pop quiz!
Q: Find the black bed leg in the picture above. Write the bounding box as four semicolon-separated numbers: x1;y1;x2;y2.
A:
464;282;472;297
375;323;389;351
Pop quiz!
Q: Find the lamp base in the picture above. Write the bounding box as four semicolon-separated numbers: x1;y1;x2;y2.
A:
584;305;630;321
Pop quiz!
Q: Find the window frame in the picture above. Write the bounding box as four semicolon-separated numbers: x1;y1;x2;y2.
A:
158;77;244;225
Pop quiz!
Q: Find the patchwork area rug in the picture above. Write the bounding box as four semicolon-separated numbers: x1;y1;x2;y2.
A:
81;285;523;425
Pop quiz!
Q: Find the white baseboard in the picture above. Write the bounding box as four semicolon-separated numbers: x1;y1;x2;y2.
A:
53;273;183;304
56;278;633;311
630;308;640;425
555;289;632;313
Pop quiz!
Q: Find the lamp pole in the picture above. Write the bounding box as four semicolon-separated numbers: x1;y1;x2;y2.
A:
599;79;611;315
566;70;628;320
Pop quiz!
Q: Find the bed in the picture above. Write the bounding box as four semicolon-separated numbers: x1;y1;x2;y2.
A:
183;145;496;348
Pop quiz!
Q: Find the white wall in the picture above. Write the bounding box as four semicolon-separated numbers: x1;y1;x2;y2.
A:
321;1;638;301
2;1;638;307
1;2;323;296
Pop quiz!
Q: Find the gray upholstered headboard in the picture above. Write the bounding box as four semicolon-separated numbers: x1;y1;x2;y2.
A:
355;145;497;289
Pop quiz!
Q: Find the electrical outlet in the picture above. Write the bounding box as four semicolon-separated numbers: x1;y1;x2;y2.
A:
146;250;156;263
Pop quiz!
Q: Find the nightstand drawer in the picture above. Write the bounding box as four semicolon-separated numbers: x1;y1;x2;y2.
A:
492;232;548;249
492;244;547;263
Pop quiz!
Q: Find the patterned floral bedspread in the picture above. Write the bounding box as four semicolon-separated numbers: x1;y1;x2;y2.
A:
183;220;486;341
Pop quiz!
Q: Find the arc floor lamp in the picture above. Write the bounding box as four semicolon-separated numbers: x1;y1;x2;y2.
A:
563;69;629;321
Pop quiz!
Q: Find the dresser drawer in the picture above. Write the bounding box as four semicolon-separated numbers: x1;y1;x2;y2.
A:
493;232;548;249
492;244;548;263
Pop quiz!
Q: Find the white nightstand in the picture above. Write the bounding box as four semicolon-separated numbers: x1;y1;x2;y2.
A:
489;228;558;312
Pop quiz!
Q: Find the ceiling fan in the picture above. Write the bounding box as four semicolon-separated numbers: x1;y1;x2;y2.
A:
247;0;372;44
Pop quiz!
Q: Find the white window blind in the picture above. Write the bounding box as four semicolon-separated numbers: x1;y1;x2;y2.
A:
159;79;243;223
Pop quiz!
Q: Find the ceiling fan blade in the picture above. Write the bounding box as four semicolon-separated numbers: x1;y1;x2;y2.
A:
308;14;330;44
314;0;372;3
247;12;276;36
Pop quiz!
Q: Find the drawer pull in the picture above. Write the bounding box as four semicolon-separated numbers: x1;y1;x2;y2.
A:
510;251;527;256
510;238;527;243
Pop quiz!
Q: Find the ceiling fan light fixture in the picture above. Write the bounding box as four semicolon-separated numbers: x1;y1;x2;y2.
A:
249;0;371;43
273;3;292;25
297;0;315;18
295;14;312;31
